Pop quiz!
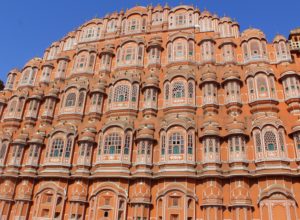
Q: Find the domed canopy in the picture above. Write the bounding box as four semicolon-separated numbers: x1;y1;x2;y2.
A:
90;79;107;94
241;28;266;41
143;74;159;90
273;34;287;43
79;125;97;142
136;123;155;140
226;117;247;136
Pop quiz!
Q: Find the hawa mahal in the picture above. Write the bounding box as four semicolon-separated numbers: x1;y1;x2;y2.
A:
0;4;300;220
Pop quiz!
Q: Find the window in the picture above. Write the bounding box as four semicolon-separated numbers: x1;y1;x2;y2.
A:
188;82;193;98
65;93;76;107
78;92;85;107
295;133;300;150
175;14;186;26
171;197;179;207
114;85;130;102
188;133;193;154
264;131;277;151
168;133;184;154
89;54;95;68
255;132;262;152
50;139;64;157
65;138;72;158
172;82;185;98
188;41;194;56
124;133;131;155
131;84;138;102
9;100;17;112
165;84;170;100
161;135;166;155
0;143;7;159
103;133;122;154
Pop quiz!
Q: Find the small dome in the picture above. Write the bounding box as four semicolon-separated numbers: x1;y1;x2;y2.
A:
222;70;241;83
200;10;212;17
79;124;97;142
137;123;155;140
24;57;42;68
13;132;28;145
31;87;44;99
47;86;60;98
29;132;45;144
154;4;163;11
91;79;107;94
273;34;287;43
220;16;232;23
226;117;246;136
200;70;217;84
143;74;159;89
241;28;266;41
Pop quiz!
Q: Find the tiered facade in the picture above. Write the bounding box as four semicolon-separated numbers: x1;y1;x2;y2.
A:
1;4;300;220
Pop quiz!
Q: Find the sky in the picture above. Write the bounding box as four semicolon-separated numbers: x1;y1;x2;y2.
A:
0;0;299;82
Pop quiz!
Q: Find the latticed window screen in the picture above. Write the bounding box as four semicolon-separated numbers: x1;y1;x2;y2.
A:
9;100;17;112
124;133;131;155
65;138;73;158
168;133;184;154
88;54;95;68
50;138;64;157
103;133;122;154
255;132;262;152
114;85;130;102
78;92;85;107
161;135;166;155
165;84;170;100
295;133;300;150
0;143;6;159
278;130;285;151
188;82;193;98
138;141;146;155
172;82;185;98
65;93;76;107
257;76;268;93
131;84;138;102
188;133;193;154
264;131;277;151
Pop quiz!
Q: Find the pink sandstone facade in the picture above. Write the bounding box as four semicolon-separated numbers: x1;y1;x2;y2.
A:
1;4;300;220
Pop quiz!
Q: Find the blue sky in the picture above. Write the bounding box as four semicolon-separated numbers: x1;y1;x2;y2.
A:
0;0;299;82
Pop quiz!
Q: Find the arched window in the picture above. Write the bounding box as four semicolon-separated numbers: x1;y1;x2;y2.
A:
250;40;260;57
168;133;184;154
65;137;73;158
165;84;170;100
103;133;122;154
264;131;277;151
256;75;269;97
78;92;85;107
124;133;131;155
188;82;194;98
89;54;95;68
65;93;76;107
0;143;7;159
187;133;193;154
50;138;64;157
188;41;194;56
161;134;166;155
9;100;17;112
172;82;185;98
77;55;87;69
131;84;138;102
114;85;130;102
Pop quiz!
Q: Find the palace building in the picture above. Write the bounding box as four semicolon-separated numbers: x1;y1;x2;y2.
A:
1;4;300;220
